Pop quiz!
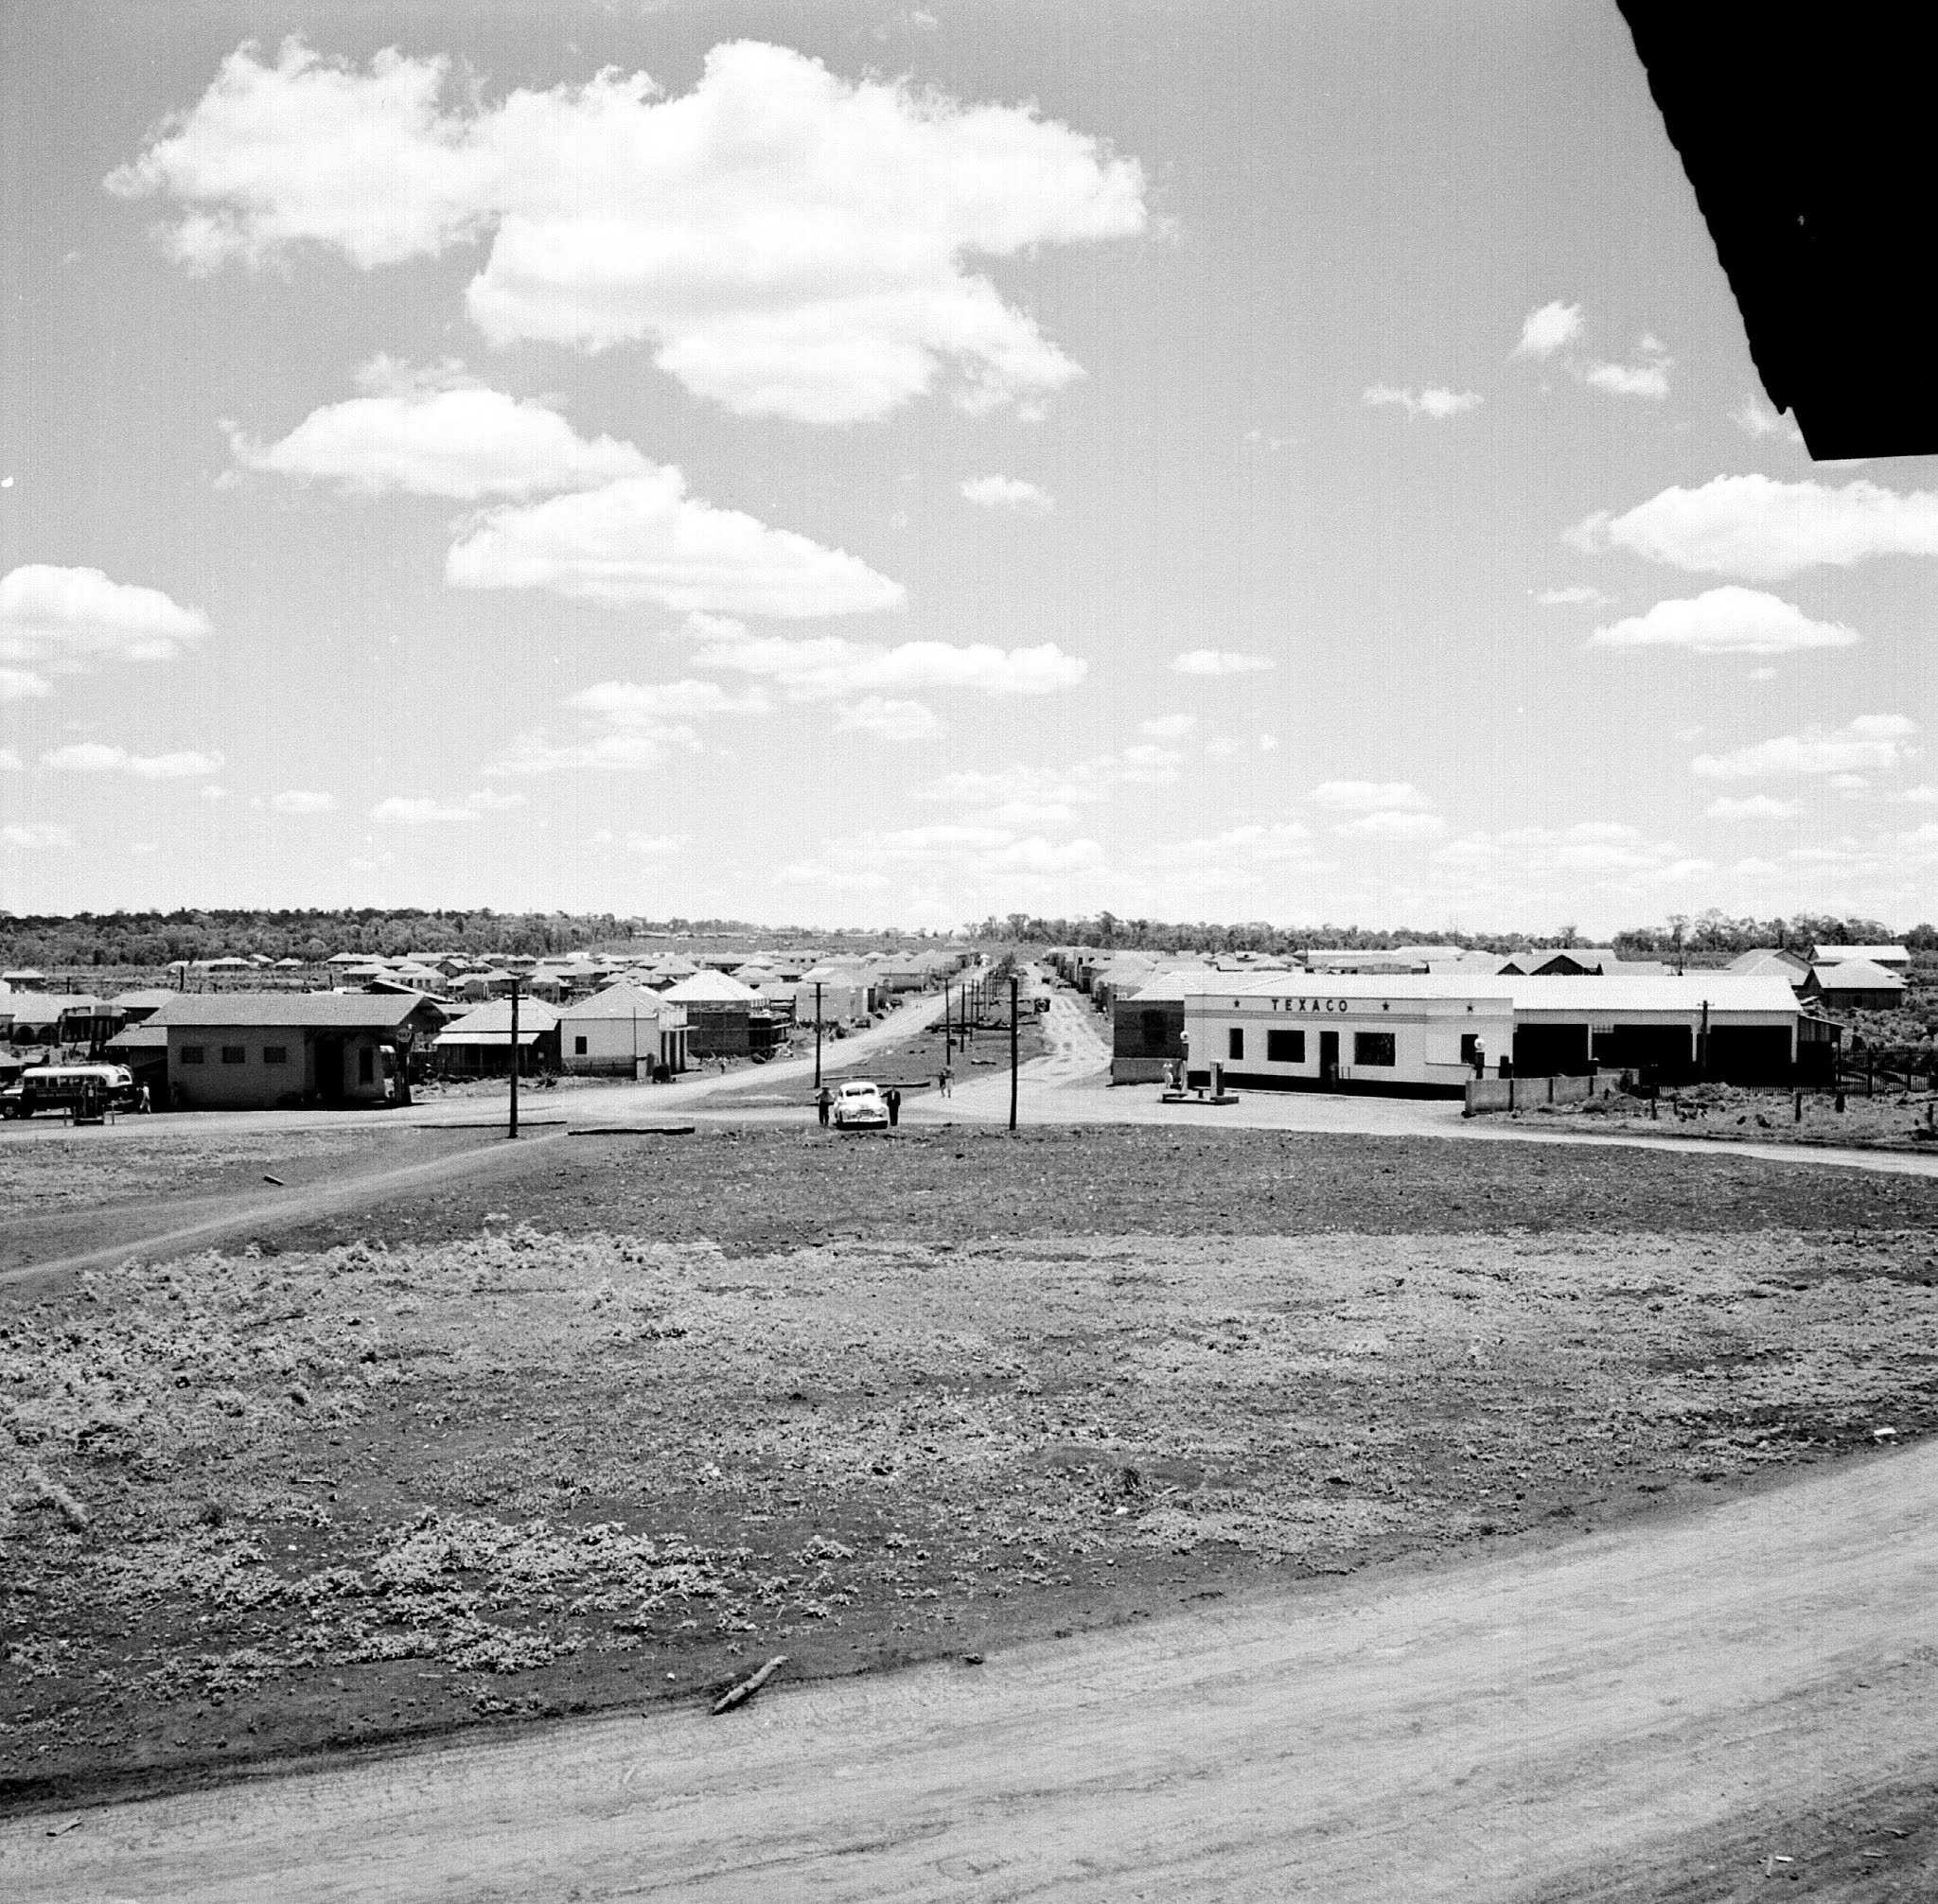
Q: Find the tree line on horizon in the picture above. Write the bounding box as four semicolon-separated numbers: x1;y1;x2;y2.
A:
0;908;914;969
970;908;1938;959
5;906;1933;972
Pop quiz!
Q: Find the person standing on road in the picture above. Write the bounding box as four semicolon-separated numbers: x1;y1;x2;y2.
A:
939;1065;952;1098
886;1086;901;1127
816;1084;833;1127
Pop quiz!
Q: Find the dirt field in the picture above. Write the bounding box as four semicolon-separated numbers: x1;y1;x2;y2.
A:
5;1121;1937;1818
1507;1080;1938;1153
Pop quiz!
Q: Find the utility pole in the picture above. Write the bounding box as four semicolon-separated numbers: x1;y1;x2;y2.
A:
814;980;823;1089
507;974;520;1139
944;983;953;1061
1009;972;1019;1131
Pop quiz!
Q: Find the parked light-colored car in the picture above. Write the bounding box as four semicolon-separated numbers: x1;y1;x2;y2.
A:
831;1080;889;1129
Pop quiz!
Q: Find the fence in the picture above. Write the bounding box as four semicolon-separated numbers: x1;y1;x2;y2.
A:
1464;1072;1619;1116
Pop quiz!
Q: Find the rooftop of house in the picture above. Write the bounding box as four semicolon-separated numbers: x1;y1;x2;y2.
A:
147;993;439;1031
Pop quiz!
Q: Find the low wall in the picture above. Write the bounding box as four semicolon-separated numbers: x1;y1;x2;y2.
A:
1464;1072;1617;1116
1111;1057;1169;1084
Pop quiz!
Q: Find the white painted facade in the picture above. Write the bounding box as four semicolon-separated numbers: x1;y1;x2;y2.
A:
1182;973;1806;1096
1184;983;1512;1096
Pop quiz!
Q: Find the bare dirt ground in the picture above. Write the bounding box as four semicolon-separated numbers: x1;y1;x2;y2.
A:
7;1437;1936;1900
1506;1078;1938;1153
0;1127;561;1287
4;1122;1938;1834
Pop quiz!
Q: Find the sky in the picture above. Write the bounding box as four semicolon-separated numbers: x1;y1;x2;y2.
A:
2;0;1934;936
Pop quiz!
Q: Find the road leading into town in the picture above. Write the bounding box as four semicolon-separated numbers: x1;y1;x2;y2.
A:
910;982;1111;1124
10;1435;1934;1900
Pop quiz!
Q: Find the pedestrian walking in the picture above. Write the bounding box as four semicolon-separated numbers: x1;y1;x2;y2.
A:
940;1065;953;1098
816;1085;833;1127
886;1086;901;1127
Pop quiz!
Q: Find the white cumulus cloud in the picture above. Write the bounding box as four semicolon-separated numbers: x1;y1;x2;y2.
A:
1587;587;1858;656
483;676;749;776
43;743;224;778
689;623;1084;699
960;475;1054;513
1732;395;1806;445
1137;713;1197;740
919;745;1183;822
369;795;480;823
1307;780;1434;812
1172;649;1274;676
1568;475;1938;580
1691;714;1916;781
3;822;71;850
1578;357;1670;400
571;678;763;722
1333;809;1447;841
1363;384;1482;419
446;470;906;618
0;564;209;671
229;380;651;499
1;666;50;700
1513;300;1582;358
1705;794;1802;820
110;38;1146;424
834;696;942;741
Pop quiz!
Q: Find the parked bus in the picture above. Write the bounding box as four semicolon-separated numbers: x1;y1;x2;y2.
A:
0;1063;144;1119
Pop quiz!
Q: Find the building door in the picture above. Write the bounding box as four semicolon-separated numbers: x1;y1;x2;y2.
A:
314;1035;344;1105
1319;1029;1339;1084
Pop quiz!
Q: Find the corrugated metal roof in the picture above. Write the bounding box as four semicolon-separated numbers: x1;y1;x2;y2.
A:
556;983;677;1022
1123;970;1244;1002
1728;949;1808;978
663;970;761;1003
1805;960;1906;990
148;993;435;1030
437;998;562;1035
1812;943;1910;964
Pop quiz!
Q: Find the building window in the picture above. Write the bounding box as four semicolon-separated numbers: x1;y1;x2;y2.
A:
1354;1031;1396;1067
1228;1027;1244;1061
1267;1027;1305;1064
263;1046;289;1066
181;1046;204;1065
574;1035;588;1055
220;1046;246;1065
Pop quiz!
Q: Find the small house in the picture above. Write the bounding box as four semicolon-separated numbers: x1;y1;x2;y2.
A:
661;968;774;1057
147;992;444;1109
555;984;689;1077
431;998;562;1077
1810;943;1912;974
1800;960;1909;1013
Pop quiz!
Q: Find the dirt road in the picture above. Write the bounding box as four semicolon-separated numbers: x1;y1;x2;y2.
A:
907;983;1109;1121
0;1130;569;1287
10;1438;1933;1901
